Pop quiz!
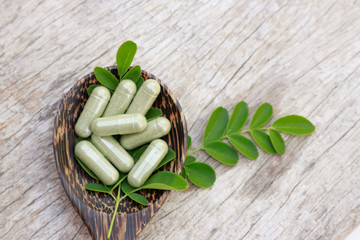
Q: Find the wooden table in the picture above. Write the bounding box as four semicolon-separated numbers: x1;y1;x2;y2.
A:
1;1;359;239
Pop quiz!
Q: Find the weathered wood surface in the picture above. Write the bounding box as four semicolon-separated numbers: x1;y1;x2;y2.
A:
1;0;359;239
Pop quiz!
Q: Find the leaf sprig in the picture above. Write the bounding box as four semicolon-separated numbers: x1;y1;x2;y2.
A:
183;101;315;188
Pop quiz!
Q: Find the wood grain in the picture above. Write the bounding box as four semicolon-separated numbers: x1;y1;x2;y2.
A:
1;0;359;239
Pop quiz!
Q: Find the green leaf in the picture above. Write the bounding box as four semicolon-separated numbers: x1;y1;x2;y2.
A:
250;103;273;129
185;155;196;165
121;180;136;194
145;108;163;121
269;129;285;154
203;107;229;144
136;77;144;90
122;65;141;83
133;145;148;162
110;174;127;191
204;141;238;165
226;101;249;134
250;130;276;154
228;134;258;160
75;155;99;180
87;85;99;96
93;67;119;90
180;168;187;179
184;162;216;188
137;171;188;191
126;148;139;158
85;183;110;193
272;115;315;135
156;149;176;170
187;135;192;149
116;41;137;78
127;192;148;206
77;136;90;143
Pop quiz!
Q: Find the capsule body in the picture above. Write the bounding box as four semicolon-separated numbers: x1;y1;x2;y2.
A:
103;80;136;117
75;140;119;185
120;117;171;150
126;79;161;115
127;139;168;187
91;134;134;173
75;86;110;138
91;113;147;136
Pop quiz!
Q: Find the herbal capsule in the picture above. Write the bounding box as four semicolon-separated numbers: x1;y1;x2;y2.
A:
91;134;134;173
91;113;147;136
125;79;161;115
75;140;119;186
127;139;168;187
120;117;171;150
103;80;136;117
75;86;110;138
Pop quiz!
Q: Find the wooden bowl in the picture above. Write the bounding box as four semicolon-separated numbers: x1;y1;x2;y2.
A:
53;66;187;239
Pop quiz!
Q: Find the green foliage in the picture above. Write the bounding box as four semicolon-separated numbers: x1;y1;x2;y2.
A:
87;85;99;96
137;171;188;191
156;149;176;170
116;41;137;79
93;67;119;90
269;129;285;154
272;115;315;135
122;65;141;83
203;107;229;144
145;108;163;121
250;102;273;129
204;141;238;165
184;162;216;188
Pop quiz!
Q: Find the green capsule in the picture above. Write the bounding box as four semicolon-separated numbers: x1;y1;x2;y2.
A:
75;140;119;185
103;80;136;117
120;117;171;150
127;139;168;187
75;86;110;138
91;134;134;173
125;79;161;115
91;113;147;136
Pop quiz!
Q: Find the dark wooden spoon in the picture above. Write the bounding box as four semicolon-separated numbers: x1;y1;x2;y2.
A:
53;66;187;240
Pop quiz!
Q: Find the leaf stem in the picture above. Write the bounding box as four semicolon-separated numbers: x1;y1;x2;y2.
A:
107;185;127;239
187;145;203;156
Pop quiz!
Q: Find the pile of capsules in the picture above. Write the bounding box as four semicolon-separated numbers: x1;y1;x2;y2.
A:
74;79;171;188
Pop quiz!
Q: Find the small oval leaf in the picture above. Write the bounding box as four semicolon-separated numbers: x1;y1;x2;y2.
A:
204;141;238;165
145;108;163;121
269;129;285;154
128;192;148;206
250;103;273;129
75;155;99;180
117;41;137;78
227;101;249;134
180;168;187;179
272;115;315;135
203;107;229;144
250;130;276;154
85;183;110;193
138;171;188;191
93;67;119;90
185;155;196;165
87;85;99;96
133;145;148;162
187;135;192;150
122;65;141;83
121;180;136;194
136;77;144;90
228;134;258;160
156;149;176;170
184;162;216;188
